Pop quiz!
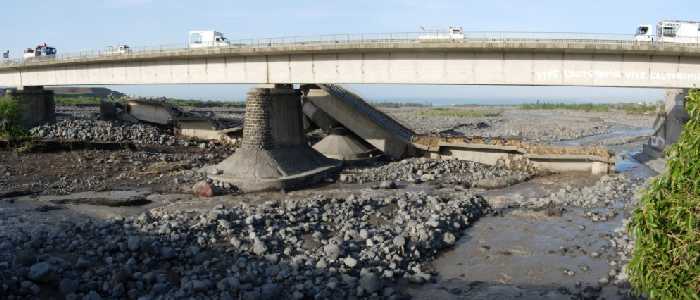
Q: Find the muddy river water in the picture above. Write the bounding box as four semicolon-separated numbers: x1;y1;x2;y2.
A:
406;124;656;299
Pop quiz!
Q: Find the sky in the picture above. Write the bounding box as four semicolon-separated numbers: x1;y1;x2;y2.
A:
2;0;699;104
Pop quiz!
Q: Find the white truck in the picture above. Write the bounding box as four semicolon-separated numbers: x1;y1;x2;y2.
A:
418;26;465;41
104;45;131;55
189;31;230;48
23;43;57;60
635;20;700;43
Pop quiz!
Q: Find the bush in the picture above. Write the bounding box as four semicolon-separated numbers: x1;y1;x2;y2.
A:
0;96;26;138
628;89;700;299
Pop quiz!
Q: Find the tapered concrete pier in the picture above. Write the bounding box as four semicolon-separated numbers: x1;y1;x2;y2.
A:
208;86;340;192
7;86;55;129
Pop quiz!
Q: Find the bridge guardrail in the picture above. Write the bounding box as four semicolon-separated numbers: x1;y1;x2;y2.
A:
2;31;699;66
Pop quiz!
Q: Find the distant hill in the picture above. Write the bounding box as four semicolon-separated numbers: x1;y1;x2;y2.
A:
47;87;125;98
1;87;125;98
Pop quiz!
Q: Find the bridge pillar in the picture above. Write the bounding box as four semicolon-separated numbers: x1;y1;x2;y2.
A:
7;86;55;129
207;86;341;192
644;89;690;157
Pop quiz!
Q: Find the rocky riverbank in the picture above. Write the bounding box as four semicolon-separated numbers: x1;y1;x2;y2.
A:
0;191;488;299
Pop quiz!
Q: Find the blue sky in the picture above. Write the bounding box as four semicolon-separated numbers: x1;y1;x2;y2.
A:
2;0;698;104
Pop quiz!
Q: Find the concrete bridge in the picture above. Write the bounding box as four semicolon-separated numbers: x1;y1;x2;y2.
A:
1;33;700;89
3;33;698;192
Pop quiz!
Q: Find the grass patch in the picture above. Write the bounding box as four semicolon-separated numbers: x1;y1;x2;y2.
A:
519;101;661;115
52;95;245;108
617;103;661;115
54;95;102;106
417;107;502;118
165;98;245;108
0;96;27;139
519;102;610;112
628;89;700;299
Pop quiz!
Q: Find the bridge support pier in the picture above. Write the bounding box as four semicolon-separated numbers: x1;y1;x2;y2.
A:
7;86;55;129
643;89;690;158
207;86;341;192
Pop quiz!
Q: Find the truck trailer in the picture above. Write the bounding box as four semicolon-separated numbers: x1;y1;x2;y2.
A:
635;20;700;43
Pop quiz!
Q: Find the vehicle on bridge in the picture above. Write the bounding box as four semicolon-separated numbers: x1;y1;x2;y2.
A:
189;30;230;48
23;43;57;60
104;44;131;55
635;20;700;43
418;26;465;41
1;50;8;60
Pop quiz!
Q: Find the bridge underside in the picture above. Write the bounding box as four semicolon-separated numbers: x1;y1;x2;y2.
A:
1;51;699;88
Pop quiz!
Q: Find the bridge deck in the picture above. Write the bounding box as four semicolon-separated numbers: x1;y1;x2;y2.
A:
2;39;700;71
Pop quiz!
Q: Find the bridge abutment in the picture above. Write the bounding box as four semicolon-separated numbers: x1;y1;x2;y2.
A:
7;86;55;129
644;89;690;158
207;86;341;192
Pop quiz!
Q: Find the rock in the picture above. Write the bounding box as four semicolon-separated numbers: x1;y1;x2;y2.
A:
193;181;215;197
379;180;397;189
343;257;358;268
83;291;103;300
443;232;456;246
60;278;79;294
359;271;382;294
28;262;51;283
252;239;268;256
323;243;341;260
127;236;141;251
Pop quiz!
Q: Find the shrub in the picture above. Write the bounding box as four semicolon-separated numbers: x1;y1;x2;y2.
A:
0;96;26;138
628;89;700;299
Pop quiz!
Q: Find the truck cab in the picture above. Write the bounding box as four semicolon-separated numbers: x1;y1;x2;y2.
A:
418;26;465;41
634;24;654;42
105;44;131;55
189;31;230;48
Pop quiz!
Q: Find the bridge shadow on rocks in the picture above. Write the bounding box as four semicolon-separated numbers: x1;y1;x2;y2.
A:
0;189;494;300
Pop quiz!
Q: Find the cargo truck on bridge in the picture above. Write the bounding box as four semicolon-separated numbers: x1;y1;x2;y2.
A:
188;31;230;48
23;43;57;60
635;20;700;43
418;26;465;40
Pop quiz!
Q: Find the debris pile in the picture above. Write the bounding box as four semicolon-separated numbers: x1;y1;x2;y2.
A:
340;158;535;188
0;192;488;299
30;120;180;145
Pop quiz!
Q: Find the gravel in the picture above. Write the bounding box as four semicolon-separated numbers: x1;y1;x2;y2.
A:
340;158;536;189
30;120;180;145
0;192;489;299
506;174;642;209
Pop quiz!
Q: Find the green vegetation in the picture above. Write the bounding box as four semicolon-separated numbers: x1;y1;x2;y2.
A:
54;95;102;105
618;102;661;115
519;101;661;114
165;98;245;108
0;96;27;138
417;107;502;118
519;102;610;112
53;95;245;108
372;101;432;108
628;90;700;299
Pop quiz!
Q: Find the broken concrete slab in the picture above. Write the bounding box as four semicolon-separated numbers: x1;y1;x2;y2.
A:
126;99;183;125
176;119;240;143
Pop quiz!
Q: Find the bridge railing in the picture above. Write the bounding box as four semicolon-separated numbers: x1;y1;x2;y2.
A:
2;31;699;66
